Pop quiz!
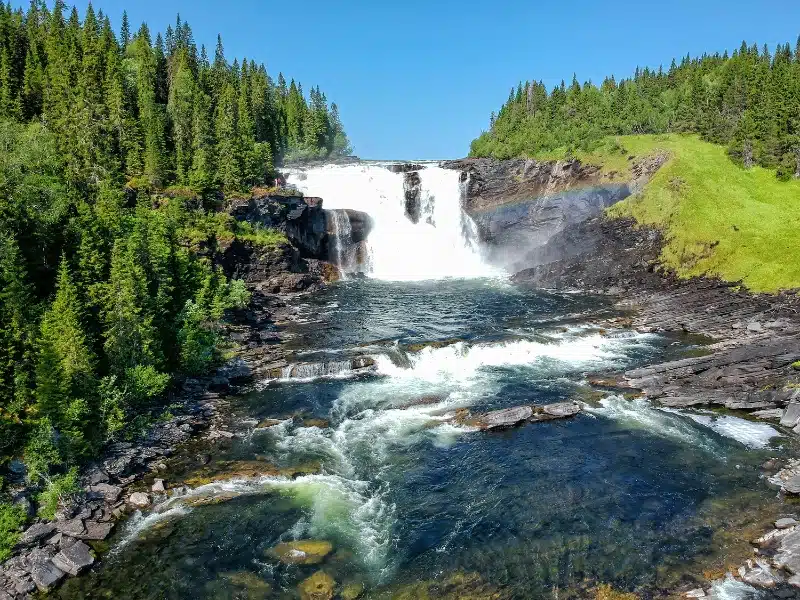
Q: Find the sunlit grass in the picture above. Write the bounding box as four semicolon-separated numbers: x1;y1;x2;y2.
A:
541;134;800;292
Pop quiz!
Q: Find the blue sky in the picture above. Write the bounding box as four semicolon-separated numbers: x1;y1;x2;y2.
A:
20;0;800;159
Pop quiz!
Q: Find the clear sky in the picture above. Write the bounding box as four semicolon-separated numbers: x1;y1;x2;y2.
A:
19;0;800;159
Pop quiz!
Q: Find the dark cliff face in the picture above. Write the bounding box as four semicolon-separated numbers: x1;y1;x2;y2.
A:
229;194;329;258
441;155;666;274
225;194;374;288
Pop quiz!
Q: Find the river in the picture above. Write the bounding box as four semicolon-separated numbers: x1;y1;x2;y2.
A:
58;164;785;600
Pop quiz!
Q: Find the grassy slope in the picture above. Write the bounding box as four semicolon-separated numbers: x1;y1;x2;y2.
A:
539;134;800;292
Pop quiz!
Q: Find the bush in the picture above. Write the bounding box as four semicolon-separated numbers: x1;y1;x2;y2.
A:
0;502;27;561
234;221;288;248
37;468;80;520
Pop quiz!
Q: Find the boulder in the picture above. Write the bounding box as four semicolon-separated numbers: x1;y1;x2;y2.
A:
79;521;114;541
298;571;336;600
268;540;333;565
19;522;56;546
541;402;581;418
781;402;800;428
29;560;65;592
738;559;784;588
773;529;800;574
128;492;151;508
52;541;94;576
55;519;86;537
152;479;166;493
87;483;123;503
480;406;533;429
777;518;799;529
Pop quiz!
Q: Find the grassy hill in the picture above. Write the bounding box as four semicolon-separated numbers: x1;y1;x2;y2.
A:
540;135;800;293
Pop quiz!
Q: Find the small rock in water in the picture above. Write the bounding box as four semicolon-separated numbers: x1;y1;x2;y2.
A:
152;479;166;493
479;406;533;429
128;492;151;508
298;571;336;600
684;589;706;598
747;321;763;333
269;540;333;565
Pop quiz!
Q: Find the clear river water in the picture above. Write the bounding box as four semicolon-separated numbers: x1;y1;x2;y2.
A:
59;164;787;600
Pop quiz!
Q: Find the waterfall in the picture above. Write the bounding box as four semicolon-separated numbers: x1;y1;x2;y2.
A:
328;209;353;277
286;164;500;281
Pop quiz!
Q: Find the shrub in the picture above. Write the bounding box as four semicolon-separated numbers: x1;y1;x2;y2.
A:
37;469;80;520
0;502;27;561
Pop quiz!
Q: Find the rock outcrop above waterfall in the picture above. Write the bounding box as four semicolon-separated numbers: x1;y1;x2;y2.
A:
229;193;328;258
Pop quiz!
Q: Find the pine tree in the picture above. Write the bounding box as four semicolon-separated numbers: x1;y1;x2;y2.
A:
215;81;242;189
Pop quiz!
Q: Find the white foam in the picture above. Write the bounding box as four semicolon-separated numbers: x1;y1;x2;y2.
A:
286;164;501;281
665;410;779;449
587;396;722;456
708;575;764;599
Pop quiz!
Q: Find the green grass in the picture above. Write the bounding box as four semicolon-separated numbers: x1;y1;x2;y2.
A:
543;134;800;292
234;221;288;248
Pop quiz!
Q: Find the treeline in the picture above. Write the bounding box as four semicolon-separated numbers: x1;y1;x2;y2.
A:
471;38;800;179
0;0;352;194
0;0;344;555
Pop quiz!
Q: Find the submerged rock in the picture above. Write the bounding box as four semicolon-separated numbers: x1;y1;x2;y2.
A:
298;570;336;600
269;540;333;565
218;571;271;599
341;581;365;600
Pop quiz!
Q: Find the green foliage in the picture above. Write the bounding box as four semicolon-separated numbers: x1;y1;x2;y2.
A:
0;501;27;561
576;134;800;292
37;467;80;520
472;40;800;180
791;361;800;370
234;221;288;248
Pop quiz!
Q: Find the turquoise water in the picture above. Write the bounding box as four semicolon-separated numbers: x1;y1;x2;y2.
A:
59;280;783;599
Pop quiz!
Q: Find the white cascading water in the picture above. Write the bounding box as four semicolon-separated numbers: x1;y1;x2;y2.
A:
286;164;499;281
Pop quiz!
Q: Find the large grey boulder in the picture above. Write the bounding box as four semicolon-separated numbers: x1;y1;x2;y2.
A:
29;560;64;592
19;522;56;546
52;541;94;576
87;482;123;503
480;406;533;429
781;402;800;428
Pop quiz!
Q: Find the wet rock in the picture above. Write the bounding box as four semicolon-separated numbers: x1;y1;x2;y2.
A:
778;518;799;529
152;479;166;493
773;529;800;573
684;589;706;598
753;408;785;420
738;558;784;587
298;570;336;600
255;418;283;429
747;321;764;333
19;522;56;546
341;581;365;600
269;540;333;565
771;460;800;494
52;541;94;576
540;401;582;419
128;492;151;508
403;171;422;224
29;560;64;592
300;418;330;429
479;406;533;429
218;571;271;598
87;483;123;503
781;402;800;427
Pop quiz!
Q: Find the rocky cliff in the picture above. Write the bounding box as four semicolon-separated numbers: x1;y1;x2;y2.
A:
225;193;373;289
441;155;666;273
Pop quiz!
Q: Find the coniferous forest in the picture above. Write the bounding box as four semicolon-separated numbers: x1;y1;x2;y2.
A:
471;38;800;179
0;0;351;546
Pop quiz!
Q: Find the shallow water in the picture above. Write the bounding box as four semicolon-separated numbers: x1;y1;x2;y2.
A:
60;280;786;600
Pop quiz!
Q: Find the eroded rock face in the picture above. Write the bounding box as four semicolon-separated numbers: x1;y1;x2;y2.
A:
229;194;328;258
403;171;422;224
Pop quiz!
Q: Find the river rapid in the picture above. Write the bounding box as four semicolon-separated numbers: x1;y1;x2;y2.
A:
59;165;788;600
